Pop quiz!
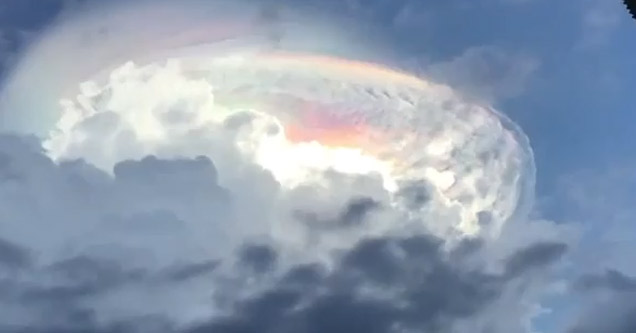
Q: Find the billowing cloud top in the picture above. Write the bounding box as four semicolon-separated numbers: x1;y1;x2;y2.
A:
0;1;567;333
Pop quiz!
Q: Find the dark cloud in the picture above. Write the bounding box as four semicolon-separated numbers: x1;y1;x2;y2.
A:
577;269;636;292
164;260;220;282
238;244;278;274
0;134;237;331
114;155;220;190
48;256;145;290
281;263;326;288
4;229;537;333
504;241;568;278
338;197;382;227
0;237;31;269
0;135;568;333
13;255;146;330
395;181;430;210
2;316;175;333
0;0;84;80
0;151;22;183
188;235;564;333
569;270;636;333
569;295;636;333
340;237;407;285
294;196;383;230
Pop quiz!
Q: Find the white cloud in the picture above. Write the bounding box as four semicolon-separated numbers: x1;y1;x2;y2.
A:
0;132;569;332
43;55;536;241
0;55;567;332
0;1;572;331
0;52;563;333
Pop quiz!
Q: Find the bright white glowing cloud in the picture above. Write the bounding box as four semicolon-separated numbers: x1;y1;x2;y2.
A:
0;0;547;330
0;0;535;239
42;53;533;239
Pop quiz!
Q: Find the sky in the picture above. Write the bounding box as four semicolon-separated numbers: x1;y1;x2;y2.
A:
0;0;635;332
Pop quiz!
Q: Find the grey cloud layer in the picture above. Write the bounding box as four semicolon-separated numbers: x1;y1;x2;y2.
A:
569;270;636;333
0;134;567;333
550;163;636;333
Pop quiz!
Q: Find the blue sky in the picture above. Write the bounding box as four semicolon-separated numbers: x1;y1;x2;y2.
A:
1;0;635;332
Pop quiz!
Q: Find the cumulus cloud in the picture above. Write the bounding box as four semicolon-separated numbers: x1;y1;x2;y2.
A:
0;1;576;332
0;133;569;333
188;235;548;333
43;56;538;242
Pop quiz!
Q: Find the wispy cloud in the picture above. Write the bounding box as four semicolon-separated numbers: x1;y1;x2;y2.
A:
424;46;540;104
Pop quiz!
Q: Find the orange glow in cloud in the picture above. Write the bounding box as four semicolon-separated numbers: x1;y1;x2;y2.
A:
286;124;366;148
284;100;369;148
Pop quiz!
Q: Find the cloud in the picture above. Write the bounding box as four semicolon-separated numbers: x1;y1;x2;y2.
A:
41;56;537;242
293;196;383;230
569;270;636;333
549;162;636;333
577;269;636;291
165;261;220;283
0;2;574;331
0;134;568;332
0;0;77;78
425;46;540;104
188;235;567;333
0;0;402;134
0;237;31;269
504;241;568;279
0;133;243;329
238;244;278;274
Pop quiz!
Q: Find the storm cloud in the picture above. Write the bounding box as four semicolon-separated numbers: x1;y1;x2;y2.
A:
0;134;568;333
